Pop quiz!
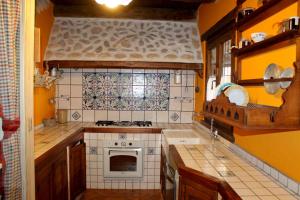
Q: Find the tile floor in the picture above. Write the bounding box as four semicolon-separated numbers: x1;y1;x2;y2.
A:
80;189;163;200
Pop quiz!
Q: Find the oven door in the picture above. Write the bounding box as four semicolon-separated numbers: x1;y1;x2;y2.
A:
104;147;143;178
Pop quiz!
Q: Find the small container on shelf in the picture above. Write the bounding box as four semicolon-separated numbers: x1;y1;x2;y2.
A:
289;16;300;31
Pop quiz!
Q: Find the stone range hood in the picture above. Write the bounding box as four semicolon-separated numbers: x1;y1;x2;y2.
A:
44;17;203;67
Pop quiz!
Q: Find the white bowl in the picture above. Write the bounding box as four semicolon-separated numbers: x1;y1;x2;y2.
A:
251;32;267;43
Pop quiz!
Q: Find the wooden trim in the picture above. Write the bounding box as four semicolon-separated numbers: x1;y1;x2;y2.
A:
20;0;36;199
169;145;185;168
83;127;162;134
201;8;237;41
35;129;84;168
233;30;299;58
45;60;202;71
237;78;294;86
237;0;298;32
170;145;242;200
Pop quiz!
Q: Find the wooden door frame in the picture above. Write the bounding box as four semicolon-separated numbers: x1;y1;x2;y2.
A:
20;0;35;199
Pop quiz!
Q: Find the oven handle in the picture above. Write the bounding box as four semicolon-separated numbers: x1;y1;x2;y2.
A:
108;148;141;156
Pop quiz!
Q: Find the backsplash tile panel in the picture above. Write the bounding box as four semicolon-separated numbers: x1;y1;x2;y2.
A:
57;68;194;123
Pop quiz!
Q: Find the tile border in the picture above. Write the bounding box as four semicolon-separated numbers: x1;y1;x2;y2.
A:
193;121;300;197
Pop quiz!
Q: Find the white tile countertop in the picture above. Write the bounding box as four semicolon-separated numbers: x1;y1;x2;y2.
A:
34;122;192;160
34;121;300;199
164;123;300;200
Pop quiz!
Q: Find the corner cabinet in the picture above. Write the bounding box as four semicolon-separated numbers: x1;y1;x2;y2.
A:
35;132;86;200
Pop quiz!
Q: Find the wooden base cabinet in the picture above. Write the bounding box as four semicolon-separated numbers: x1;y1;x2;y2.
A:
35;134;86;200
69;141;86;200
35;149;68;200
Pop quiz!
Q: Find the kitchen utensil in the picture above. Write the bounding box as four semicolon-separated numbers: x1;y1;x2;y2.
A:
251;32;267;43
42;118;57;127
224;85;249;106
238;7;255;21
289;16;300;30
195;76;200;93
280;67;295;89
57;109;68;124
264;63;282;94
239;39;252;48
275;19;290;33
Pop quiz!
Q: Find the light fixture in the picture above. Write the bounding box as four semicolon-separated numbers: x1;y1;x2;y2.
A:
95;0;132;8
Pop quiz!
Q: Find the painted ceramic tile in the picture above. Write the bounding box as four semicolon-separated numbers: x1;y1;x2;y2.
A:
82;72;170;111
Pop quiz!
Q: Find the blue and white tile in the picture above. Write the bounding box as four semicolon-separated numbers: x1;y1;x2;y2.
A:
71;68;82;73
70;110;82;122
108;68;121;73
133;74;145;85
169;112;181;123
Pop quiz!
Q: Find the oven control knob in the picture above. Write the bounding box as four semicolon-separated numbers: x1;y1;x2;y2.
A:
121;142;126;146
114;142;118;146
129;142;132;146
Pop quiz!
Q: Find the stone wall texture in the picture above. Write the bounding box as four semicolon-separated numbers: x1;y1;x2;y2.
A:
45;18;202;63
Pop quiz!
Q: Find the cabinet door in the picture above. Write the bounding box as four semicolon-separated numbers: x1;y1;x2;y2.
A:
35;163;52;200
69;142;86;200
179;176;218;200
160;148;167;199
52;149;68;200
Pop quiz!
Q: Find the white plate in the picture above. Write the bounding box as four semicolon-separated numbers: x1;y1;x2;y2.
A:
279;67;294;89
224;85;249;107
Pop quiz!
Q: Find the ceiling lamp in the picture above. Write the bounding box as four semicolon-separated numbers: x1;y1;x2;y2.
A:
95;0;132;8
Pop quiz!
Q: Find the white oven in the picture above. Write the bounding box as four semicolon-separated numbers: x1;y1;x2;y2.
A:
104;140;143;178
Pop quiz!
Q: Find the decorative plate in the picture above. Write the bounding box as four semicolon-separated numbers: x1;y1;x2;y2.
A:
224;85;249;107
264;63;281;94
216;82;236;96
279;67;295;89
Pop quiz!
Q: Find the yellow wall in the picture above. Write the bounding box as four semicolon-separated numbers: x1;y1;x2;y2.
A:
34;4;55;126
196;1;300;182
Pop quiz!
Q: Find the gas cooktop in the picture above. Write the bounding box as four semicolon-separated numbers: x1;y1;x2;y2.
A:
95;120;152;127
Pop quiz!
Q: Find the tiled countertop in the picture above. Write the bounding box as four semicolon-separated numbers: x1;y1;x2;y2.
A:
34;122;192;160
170;125;300;200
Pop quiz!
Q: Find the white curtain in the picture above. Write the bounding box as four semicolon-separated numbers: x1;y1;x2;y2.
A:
0;0;22;199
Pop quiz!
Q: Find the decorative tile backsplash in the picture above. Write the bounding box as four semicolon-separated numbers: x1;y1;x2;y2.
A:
82;72;170;111
56;68;195;123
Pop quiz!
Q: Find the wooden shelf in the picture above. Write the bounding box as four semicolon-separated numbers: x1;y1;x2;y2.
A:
237;0;298;32
204;62;300;131
232;30;299;58
237;78;294;86
45;60;203;76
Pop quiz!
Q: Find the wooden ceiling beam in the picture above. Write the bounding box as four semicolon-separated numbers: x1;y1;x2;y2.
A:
53;5;198;20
